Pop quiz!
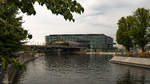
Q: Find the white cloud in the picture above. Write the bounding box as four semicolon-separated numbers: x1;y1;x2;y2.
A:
21;0;150;44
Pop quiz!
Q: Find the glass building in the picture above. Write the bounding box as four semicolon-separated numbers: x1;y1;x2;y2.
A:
45;34;113;50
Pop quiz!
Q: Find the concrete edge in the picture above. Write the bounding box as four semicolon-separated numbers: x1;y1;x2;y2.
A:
2;53;43;84
110;56;150;69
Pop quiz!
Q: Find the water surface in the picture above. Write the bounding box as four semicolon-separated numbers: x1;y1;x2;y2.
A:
15;54;150;84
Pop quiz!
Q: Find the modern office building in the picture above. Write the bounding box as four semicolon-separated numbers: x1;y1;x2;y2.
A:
45;34;113;50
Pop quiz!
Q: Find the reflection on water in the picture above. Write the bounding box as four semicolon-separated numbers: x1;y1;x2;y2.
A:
14;54;150;84
117;70;147;84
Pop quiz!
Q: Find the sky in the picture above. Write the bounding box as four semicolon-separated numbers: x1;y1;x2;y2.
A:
21;0;150;45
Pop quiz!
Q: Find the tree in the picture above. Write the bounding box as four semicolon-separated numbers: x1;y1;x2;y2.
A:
0;0;84;69
0;0;84;22
116;8;150;52
0;2;32;69
130;8;150;52
116;17;133;51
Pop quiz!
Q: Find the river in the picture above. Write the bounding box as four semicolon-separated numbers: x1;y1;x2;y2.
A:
14;53;150;84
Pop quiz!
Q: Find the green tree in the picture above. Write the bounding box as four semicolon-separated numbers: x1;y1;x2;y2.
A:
130;8;150;52
0;0;84;69
116;17;133;51
1;0;84;21
0;2;32;69
117;8;150;52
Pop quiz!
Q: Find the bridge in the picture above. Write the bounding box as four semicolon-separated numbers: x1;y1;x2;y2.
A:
28;40;90;53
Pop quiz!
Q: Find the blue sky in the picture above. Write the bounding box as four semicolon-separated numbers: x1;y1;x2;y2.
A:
21;0;150;45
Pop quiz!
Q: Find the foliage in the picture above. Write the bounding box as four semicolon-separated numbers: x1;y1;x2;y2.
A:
0;3;32;70
116;8;150;52
116;17;134;51
0;0;84;70
131;8;150;52
1;0;84;22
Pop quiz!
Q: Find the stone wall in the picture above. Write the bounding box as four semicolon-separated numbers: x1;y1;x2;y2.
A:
110;56;150;69
2;52;37;84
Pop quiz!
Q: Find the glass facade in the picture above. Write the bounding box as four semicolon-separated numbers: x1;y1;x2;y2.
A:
45;34;113;50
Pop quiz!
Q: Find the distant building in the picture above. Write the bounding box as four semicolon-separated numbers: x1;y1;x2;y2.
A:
45;34;113;50
50;40;90;48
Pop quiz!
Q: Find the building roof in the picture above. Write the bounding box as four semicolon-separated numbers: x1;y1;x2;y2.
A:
46;34;112;38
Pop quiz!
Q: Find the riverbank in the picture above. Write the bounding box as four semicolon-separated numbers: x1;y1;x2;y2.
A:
2;52;44;84
110;56;150;69
86;52;115;55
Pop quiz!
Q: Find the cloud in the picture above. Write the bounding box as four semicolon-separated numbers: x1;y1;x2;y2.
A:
22;0;150;44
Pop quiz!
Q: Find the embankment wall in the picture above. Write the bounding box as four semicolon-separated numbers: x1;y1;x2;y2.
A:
110;56;150;69
2;52;37;84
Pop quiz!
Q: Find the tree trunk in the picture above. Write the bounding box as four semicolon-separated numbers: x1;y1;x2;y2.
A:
140;46;145;57
126;47;130;56
142;47;145;52
126;47;130;52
